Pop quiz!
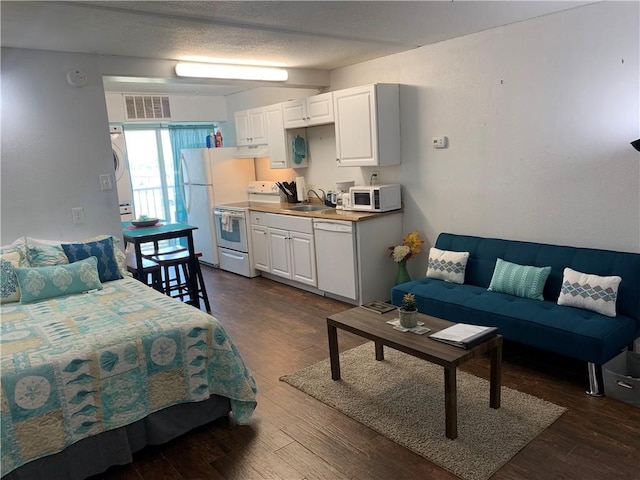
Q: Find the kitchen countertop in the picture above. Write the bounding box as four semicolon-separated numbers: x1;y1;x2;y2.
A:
244;201;402;221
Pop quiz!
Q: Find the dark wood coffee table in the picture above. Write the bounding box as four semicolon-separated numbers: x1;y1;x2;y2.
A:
327;307;502;440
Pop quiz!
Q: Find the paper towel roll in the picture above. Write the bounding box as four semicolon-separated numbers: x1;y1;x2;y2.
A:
295;176;306;203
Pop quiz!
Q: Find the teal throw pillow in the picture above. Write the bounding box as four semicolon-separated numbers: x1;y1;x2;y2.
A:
1;256;21;303
15;256;103;304
62;237;123;282
27;244;69;267
488;258;551;301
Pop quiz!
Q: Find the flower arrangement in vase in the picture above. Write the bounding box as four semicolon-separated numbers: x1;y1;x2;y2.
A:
398;293;418;328
389;231;424;285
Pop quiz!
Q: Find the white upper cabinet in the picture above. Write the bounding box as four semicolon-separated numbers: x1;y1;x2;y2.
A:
265;104;287;168
235;107;268;146
283;92;334;129
333;84;400;167
266;103;308;169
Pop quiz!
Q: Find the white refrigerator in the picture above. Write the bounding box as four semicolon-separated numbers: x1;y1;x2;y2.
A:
180;147;255;265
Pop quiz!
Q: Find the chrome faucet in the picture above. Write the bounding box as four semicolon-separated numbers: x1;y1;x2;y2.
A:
306;188;326;204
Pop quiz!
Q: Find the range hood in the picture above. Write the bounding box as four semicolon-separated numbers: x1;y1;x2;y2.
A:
234;145;270;158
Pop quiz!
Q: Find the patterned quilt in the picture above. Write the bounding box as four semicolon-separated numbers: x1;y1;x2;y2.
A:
0;277;257;476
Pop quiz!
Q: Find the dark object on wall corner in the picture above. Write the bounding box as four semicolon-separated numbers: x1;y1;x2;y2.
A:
631;138;640;152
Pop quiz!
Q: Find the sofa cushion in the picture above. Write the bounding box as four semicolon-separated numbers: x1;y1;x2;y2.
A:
488;258;551;301
392;277;638;365
557;267;621;318
426;247;469;284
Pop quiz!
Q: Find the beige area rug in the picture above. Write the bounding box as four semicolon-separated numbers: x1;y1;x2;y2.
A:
280;343;566;480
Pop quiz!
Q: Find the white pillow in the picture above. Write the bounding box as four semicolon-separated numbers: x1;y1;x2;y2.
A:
557;267;622;317
426;247;470;285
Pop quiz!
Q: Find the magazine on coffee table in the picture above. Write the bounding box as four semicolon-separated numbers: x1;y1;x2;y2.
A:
360;300;396;314
429;323;498;349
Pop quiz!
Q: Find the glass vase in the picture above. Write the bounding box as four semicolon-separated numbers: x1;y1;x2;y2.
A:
395;259;411;285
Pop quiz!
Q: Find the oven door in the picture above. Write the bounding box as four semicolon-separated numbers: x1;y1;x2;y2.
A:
214;209;248;252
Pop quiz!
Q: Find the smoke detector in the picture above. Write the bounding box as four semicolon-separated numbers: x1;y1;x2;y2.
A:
66;70;88;87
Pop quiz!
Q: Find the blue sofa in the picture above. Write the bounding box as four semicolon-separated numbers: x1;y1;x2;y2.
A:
391;233;640;395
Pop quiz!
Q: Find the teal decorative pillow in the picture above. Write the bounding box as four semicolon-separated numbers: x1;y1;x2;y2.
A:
62;237;123;282
15;256;102;304
488;258;551;301
557;267;621;317
26;244;69;267
1;252;21;303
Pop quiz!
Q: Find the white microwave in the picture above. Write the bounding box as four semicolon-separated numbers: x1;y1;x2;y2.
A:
349;184;402;212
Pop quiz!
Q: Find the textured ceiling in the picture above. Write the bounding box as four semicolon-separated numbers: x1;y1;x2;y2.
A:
1;1;592;95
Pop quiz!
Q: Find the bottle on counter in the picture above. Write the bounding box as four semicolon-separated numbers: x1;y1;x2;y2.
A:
215;130;223;147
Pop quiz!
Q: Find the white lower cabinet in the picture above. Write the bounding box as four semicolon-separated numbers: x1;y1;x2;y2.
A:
249;212;317;287
288;231;316;285
267;227;290;277
268;228;316;285
250;224;270;272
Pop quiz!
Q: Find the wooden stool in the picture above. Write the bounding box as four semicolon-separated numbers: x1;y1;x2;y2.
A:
143;250;210;312
126;253;162;292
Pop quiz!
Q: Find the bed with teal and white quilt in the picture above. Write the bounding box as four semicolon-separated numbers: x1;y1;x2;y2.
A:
0;277;257;478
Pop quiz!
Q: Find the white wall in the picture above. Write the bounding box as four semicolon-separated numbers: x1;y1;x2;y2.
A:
1;48;122;244
322;1;639;269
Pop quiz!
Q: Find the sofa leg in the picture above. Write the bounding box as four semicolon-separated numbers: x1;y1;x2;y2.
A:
586;362;604;397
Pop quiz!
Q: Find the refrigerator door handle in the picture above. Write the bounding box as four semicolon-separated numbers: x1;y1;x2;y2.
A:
180;154;191;214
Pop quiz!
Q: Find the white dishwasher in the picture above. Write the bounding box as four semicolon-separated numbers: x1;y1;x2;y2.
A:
313;219;357;301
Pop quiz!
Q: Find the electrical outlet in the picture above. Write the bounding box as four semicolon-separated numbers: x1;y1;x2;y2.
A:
71;207;85;224
370;171;380;185
99;174;112;190
432;136;448;149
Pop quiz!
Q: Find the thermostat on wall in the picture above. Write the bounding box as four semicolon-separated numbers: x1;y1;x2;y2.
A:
66;70;88;87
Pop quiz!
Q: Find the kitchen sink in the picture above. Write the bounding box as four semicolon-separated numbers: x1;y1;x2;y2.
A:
286;204;333;212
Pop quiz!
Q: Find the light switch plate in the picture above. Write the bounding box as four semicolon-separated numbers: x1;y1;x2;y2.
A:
99;174;112;190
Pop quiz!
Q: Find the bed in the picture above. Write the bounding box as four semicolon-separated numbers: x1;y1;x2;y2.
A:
0;236;257;479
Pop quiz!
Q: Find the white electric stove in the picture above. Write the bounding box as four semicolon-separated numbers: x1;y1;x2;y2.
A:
214;181;280;277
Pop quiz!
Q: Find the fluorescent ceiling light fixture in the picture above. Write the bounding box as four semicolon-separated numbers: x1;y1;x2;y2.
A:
175;62;288;81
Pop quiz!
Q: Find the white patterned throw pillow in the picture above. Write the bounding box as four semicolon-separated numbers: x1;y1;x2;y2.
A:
426;247;470;284
557;267;622;318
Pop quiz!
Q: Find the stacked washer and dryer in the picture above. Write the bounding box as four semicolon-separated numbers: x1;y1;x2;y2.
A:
109;125;134;221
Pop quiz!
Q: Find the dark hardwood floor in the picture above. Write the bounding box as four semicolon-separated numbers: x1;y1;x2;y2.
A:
101;266;640;480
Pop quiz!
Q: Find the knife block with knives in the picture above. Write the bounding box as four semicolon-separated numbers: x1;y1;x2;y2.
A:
275;180;301;203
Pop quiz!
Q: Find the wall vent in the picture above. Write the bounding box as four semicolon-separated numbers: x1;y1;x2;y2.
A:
124;95;172;120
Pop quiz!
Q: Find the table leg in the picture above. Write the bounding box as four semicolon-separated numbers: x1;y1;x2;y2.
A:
375;341;384;361
186;233;200;309
444;367;458;440
328;323;340;380
134;242;144;282
490;339;502;409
